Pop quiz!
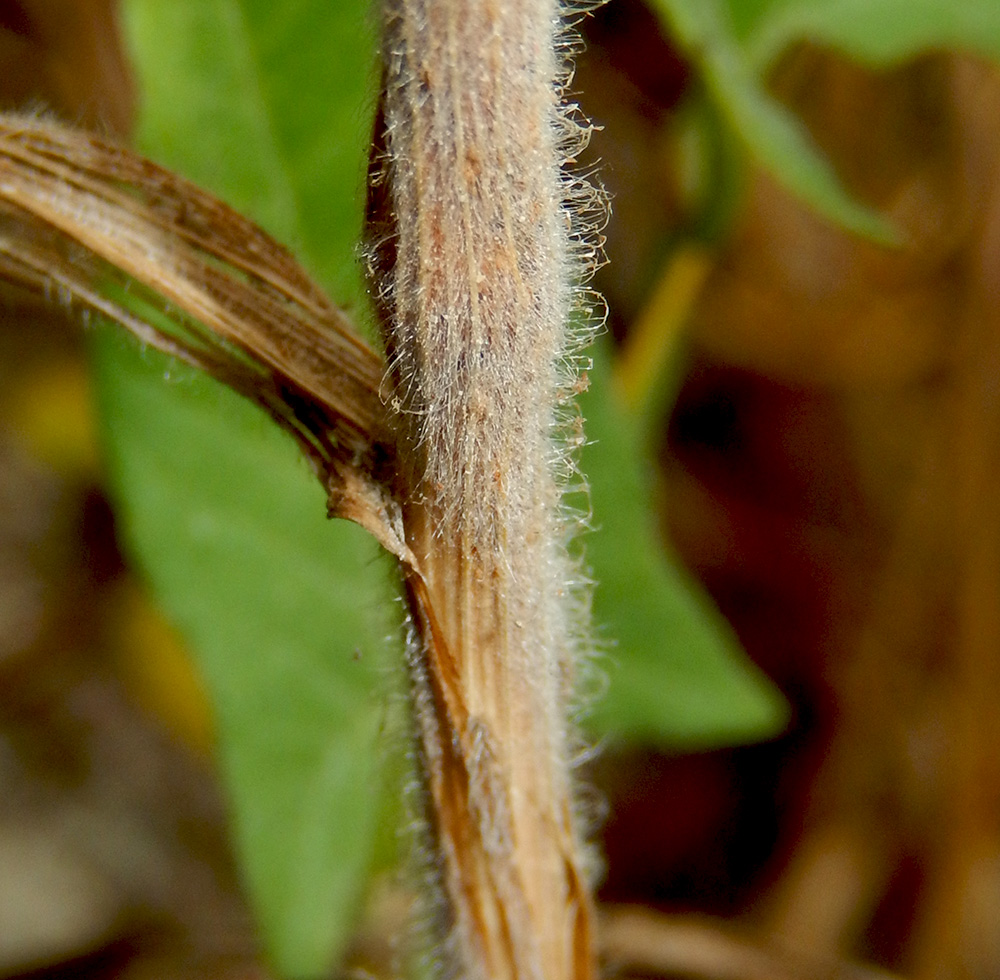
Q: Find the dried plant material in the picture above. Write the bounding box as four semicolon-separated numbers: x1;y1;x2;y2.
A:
367;1;602;978
599;907;902;980
0;115;405;554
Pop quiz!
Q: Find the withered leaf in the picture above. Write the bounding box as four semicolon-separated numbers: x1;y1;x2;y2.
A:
0;114;408;556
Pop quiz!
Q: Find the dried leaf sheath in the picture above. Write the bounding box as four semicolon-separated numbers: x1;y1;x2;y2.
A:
0;115;406;550
370;2;597;978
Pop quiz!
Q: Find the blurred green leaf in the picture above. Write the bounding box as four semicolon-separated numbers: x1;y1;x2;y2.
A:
95;0;815;970
737;0;1000;70
582;345;788;747
653;0;1000;239
646;0;891;240
96;1;387;976
92;333;391;976
627;0;1000;724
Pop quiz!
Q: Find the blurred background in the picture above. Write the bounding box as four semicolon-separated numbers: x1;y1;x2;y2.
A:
1;0;999;978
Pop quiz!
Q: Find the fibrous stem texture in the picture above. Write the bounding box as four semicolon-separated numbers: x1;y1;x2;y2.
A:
372;1;597;979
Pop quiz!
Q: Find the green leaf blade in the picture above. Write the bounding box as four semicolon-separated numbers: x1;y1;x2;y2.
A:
124;0;375;307
104;1;387;975
648;0;902;241
92;332;392;978
581;347;788;749
742;0;1000;71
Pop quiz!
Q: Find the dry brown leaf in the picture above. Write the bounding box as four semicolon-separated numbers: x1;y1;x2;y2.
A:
0;114;411;558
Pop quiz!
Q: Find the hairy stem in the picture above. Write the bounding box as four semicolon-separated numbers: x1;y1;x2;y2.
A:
371;1;597;978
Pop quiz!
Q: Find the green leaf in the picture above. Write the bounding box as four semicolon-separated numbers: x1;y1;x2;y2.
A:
738;0;1000;71
625;0;1000;724
647;0;896;240
92;332;392;975
653;0;1000;239
124;0;376;309
582;345;788;748
101;0;793;969
98;1;388;976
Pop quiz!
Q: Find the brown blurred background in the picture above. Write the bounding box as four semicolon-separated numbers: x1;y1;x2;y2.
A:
0;2;263;978
581;2;1000;977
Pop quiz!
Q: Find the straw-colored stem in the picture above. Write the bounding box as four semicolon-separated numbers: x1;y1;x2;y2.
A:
375;1;596;978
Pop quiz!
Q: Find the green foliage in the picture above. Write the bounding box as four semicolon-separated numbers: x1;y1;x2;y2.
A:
581;348;787;746
125;0;376;307
736;0;1000;69
92;333;393;976
104;2;389;977
648;0;1000;239
98;0;788;975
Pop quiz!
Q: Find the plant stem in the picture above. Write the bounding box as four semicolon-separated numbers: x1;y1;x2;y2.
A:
371;1;597;978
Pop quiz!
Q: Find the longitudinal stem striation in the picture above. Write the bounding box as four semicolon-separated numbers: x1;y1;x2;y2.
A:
369;1;600;979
